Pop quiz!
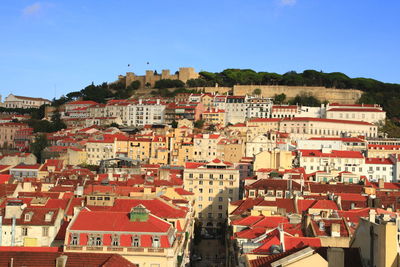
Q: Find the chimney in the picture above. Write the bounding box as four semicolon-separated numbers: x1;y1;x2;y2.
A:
319;220;325;231
143;187;152;195
278;225;285;252
331;223;341;237
56;255;68;267
369;209;376;223
336;195;342;210
5;200;26;219
378;179;384;189
327;248;344;267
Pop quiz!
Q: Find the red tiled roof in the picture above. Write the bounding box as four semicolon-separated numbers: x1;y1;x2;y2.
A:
327;108;384;112
0;251;136;267
281;117;373;125
66;100;98;105
299;149;364;159
309;137;365;142
365;157;393;165
231;215;264;226
70;209;171;233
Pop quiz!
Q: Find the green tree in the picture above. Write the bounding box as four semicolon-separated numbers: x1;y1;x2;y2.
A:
273;93;287;104
108;122;120;128
253;88;261;95
207;124;216;131
171;120;178;128
154;79;185;89
194;120;204;129
290;93;321;106
30;134;48;163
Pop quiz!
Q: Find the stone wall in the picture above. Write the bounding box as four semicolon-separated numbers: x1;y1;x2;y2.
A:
120;67;199;88
233;85;363;104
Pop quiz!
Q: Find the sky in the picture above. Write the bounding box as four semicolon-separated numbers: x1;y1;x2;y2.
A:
0;0;399;100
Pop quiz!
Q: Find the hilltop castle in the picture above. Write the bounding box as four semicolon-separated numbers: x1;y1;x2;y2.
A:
118;67;199;88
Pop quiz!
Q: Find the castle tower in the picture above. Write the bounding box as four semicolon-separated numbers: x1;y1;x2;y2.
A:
178;67;199;83
161;69;171;79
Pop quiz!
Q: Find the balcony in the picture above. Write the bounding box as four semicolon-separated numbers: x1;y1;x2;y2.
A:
65;245;168;255
86;246;103;251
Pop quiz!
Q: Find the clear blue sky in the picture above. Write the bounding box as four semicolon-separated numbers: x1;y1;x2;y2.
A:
0;0;399;100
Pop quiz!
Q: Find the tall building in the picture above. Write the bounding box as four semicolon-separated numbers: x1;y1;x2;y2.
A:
183;159;240;232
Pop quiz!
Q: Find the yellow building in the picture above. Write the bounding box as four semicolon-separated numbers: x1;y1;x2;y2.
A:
202;109;226;126
66;148;87;165
351;210;400;267
127;137;151;163
217;138;245;163
183;159;240;231
253;149;294;171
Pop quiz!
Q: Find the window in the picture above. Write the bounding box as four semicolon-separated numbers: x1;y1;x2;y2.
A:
131;236;140;247
189;173;193;178
229;189;233;194
152;236;160;248
71;234;79;245
210;174;214;179
199;188;203;193
209;189;213;193
199;181;203;185
208;197;214;201
219;197;223;202
208;213;212;218
219;181;223;186
198;204;203;209
219;174;224;180
218;213;223;218
229;174;234;180
199;173;203;179
218;205;223;210
22;227;28;236
107;234;118;247
95;236;102;246
209;181;213;185
24;213;32;222
42;227;49;237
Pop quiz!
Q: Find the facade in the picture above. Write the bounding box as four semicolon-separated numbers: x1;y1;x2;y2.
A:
183;159;240;231
3;94;51;109
0;123;29;148
127;99;166;127
120;67;199;88
202;109;226;126
279;117;378;139
326;108;386;124
0;199;63;247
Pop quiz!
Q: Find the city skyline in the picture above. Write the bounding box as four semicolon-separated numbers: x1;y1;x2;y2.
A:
0;0;399;99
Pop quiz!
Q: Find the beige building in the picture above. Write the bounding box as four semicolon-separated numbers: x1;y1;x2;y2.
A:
351;211;400;267
279;117;378;139
0;199;64;247
3;94;51;109
253;149;294;171
202;109;226;126
193;134;222;162
183;159;240;231
217;138;245;164
0;122;29;148
86;139;116;165
326;107;386;124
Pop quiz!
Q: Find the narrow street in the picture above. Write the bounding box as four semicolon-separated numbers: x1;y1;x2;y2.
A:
192;239;227;267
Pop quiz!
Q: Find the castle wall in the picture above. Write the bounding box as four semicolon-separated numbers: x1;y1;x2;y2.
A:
122;67;198;88
233;85;363;104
